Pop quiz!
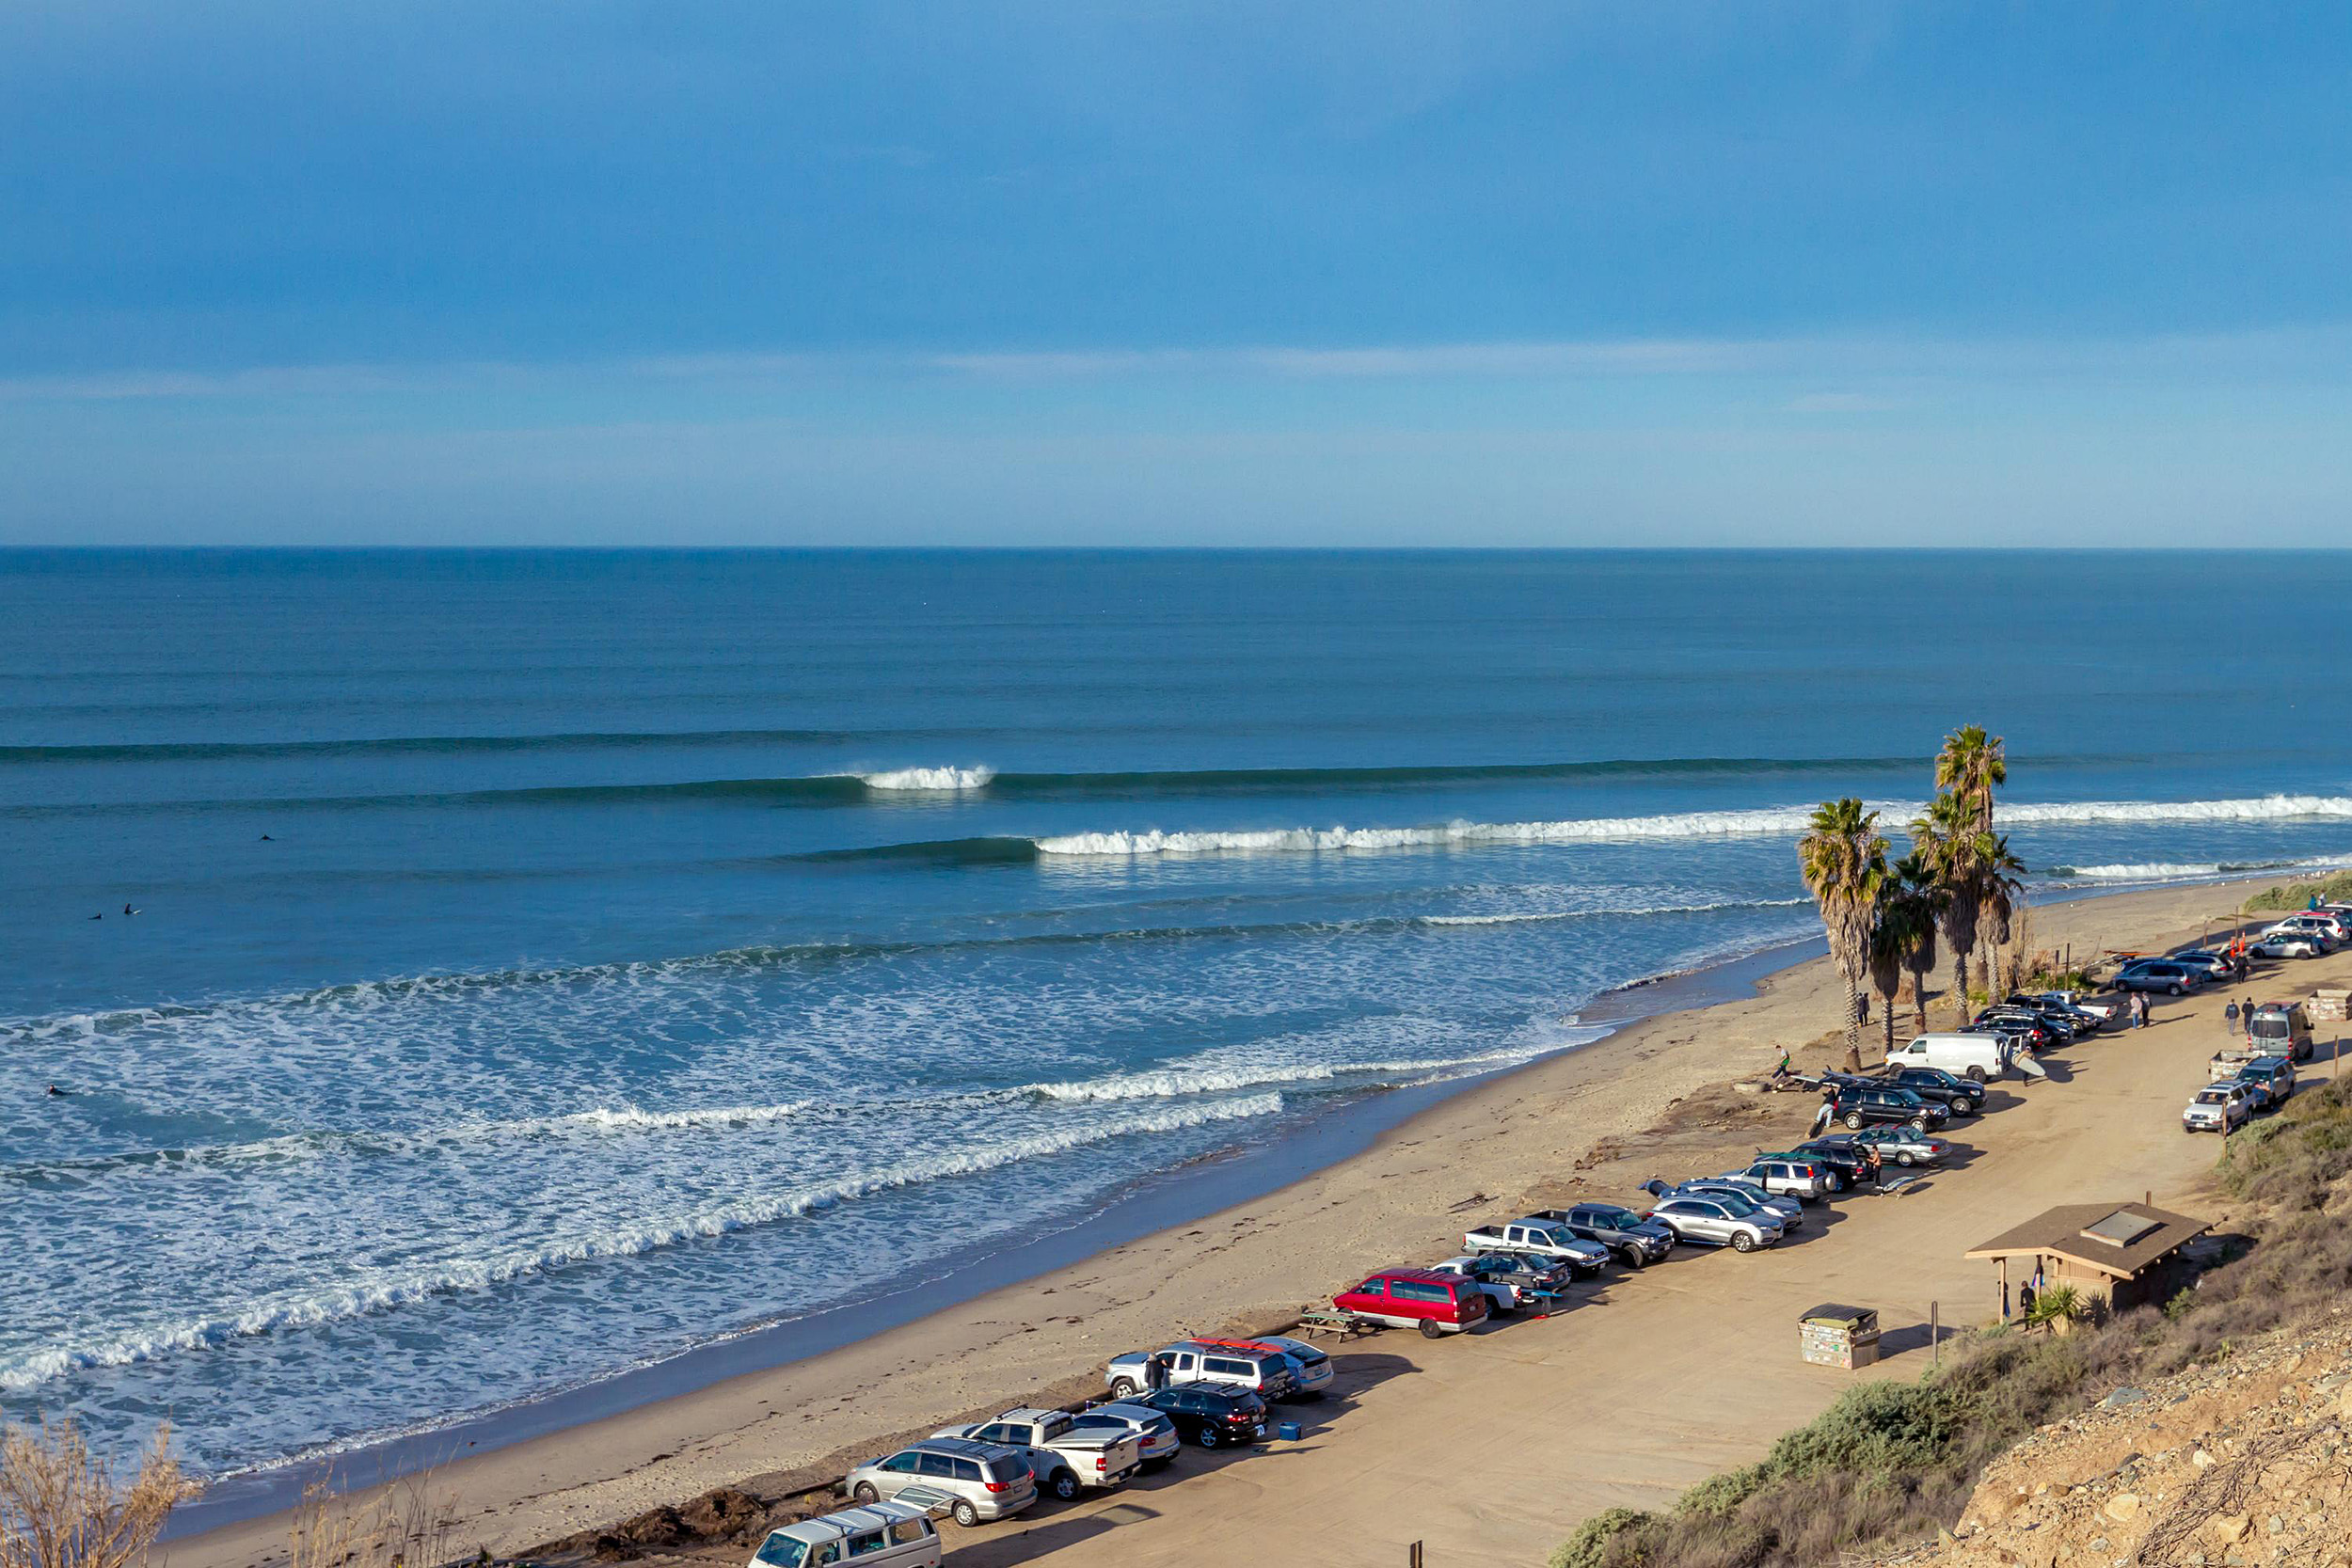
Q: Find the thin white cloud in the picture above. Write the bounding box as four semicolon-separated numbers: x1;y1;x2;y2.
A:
6;325;2349;404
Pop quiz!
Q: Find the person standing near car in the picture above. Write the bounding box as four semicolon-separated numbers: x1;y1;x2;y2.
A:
2226;1000;2241;1037
1810;1091;1836;1138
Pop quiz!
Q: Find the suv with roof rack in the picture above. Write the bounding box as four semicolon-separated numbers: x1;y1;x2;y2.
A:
1104;1339;1295;1402
845;1437;1035;1528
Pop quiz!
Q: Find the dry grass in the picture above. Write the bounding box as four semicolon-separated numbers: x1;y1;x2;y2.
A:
286;1474;461;1568
0;1418;186;1568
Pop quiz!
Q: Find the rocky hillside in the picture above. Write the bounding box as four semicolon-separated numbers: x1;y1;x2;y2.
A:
1876;1318;2352;1568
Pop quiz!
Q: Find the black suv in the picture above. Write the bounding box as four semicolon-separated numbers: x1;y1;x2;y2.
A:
1546;1203;1677;1269
1830;1085;1948;1132
1883;1066;1985;1116
1139;1385;1269;1449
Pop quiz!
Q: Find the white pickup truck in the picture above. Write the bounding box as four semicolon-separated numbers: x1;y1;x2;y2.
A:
1460;1218;1609;1275
931;1407;1142;1502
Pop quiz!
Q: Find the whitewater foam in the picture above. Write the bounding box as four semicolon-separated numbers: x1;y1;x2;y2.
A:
1034;796;2352;857
858;766;996;791
0;1092;1283;1391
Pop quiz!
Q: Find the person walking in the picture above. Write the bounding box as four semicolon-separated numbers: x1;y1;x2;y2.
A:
2243;995;2257;1037
1809;1091;1836;1138
2226;1000;2241;1037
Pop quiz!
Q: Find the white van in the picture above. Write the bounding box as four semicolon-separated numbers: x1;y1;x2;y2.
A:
1883;1032;2011;1084
751;1497;944;1568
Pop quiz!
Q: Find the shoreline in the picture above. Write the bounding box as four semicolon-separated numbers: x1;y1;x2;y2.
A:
166;873;2317;1568
165;928;1825;1541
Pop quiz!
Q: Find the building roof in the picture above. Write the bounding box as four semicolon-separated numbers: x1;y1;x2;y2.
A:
1964;1202;2211;1279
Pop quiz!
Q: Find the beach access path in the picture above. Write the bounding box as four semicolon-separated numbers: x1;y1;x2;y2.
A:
171;879;2328;1568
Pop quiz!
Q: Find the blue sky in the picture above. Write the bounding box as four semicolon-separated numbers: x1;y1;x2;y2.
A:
5;2;2350;545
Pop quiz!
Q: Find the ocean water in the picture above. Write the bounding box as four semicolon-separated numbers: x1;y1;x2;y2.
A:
6;547;2352;1477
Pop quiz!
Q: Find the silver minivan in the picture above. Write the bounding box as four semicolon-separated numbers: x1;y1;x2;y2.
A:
845;1437;1035;1527
751;1497;942;1568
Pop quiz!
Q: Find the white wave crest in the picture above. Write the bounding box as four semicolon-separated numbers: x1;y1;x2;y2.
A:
1025;1032;1610;1103
1035;795;2352;858
1417;895;1811;927
0;1092;1283;1392
859;766;996;791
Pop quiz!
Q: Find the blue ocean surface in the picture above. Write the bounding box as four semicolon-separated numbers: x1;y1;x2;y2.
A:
5;547;2351;1475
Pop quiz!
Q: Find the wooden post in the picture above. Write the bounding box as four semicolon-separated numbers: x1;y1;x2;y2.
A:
1998;1255;2010;1322
1408;1543;1423;1568
1931;1300;1941;1367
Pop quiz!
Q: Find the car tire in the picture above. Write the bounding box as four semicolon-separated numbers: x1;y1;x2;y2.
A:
1844;1113;1865;1130
2169;984;2185;996
1619;1245;1646;1270
1965;1067;1987;1084
1109;1378;1139;1399
1048;1469;1080;1501
1196;1427;1220;1449
1732;1231;1757;1253
952;1500;979;1528
1897;1151;1916;1166
1418;1319;1445;1339
852;1482;880;1504
1822;1172;1844;1193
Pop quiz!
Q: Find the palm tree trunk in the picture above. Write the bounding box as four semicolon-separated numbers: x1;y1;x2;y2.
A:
1909;966;1930;1030
1843;982;1862;1072
1953;949;1970;1025
1882;999;1896;1056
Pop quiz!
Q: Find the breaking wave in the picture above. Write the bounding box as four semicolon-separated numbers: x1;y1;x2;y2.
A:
856;766;996;791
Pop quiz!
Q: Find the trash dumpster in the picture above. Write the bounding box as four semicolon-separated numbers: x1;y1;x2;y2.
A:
1798;1303;1881;1370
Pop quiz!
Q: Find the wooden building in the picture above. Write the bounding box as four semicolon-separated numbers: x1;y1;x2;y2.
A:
1965;1202;2212;1320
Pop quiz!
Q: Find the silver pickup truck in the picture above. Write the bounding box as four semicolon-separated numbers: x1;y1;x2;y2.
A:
1460;1218;1609;1276
931;1407;1142;1501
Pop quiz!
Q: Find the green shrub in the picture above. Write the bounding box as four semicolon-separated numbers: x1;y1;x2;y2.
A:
1548;1507;1662;1568
2245;870;2352;911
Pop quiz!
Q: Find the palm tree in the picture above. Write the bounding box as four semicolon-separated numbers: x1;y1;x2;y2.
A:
1936;725;2008;833
1867;911;1906;1058
1882;851;1946;1032
1914;790;1986;1024
1799;798;1888;1070
1977;832;2028;996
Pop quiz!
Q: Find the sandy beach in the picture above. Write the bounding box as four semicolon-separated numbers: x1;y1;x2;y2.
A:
166;875;2343;1568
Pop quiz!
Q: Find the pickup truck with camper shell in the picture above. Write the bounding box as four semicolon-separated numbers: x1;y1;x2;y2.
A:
930;1408;1142;1501
1461;1218;1610;1275
1428;1252;1574;1312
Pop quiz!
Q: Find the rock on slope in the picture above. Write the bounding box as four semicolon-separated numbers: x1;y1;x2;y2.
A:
1878;1318;2352;1568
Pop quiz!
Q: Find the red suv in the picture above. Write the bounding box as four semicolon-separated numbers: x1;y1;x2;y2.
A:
1333;1268;1491;1338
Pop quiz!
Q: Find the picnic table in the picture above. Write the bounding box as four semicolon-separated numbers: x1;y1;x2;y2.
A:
1294;1308;1377;1340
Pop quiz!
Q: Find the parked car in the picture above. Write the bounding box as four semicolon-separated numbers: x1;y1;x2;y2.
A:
1643;1195;1783;1252
1063;1402;1182;1469
1840;1124;1951;1167
1236;1334;1335;1399
846;1438;1035;1528
1717;1157;1831;1204
2114;958;2204;996
1136;1384;1269;1449
1104;1340;1295;1402
1969;1007;2061;1048
2183;1081;2255;1134
1782;1141;1873;1192
2032;990;2127;1026
1537;1203;1677;1269
1461;1218;1609;1276
1881;1065;1987;1116
930;1408;1142;1501
2247;1001;2315;1061
752;1498;943;1568
2274;912;2351;945
2011;992;2108;1034
2250;930;2326;960
1642;1178;1804;1229
2169;950;2239;986
2235;1056;2298;1111
1332;1267;1492;1337
1428;1253;1569;1313
1831;1084;1950;1132
1884;1032;2010;1084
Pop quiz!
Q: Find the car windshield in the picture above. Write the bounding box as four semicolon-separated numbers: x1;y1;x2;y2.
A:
2195;1089;2228;1104
1585;1211;1631;1228
755;1537;812;1568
